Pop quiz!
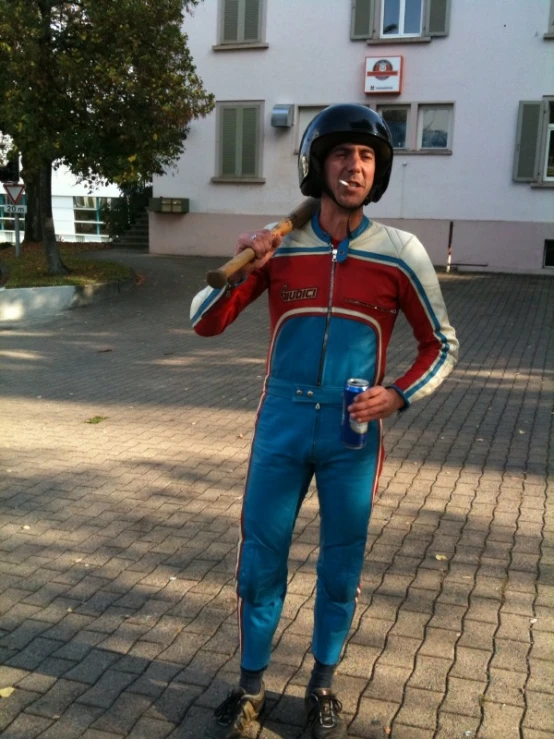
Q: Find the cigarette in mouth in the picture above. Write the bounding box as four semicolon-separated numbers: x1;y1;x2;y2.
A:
339;179;350;186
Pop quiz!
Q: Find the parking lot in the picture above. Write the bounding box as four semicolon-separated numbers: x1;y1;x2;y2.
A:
0;250;552;738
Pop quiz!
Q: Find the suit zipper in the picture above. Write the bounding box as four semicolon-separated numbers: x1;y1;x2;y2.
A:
317;247;338;386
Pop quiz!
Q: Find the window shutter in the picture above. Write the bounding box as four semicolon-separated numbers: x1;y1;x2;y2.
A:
244;0;260;42
351;0;374;40
549;0;554;33
221;107;238;176
426;0;450;37
513;101;544;182
241;107;259;176
223;0;240;43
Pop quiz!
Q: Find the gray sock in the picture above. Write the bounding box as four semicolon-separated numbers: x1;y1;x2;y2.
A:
239;666;265;695
308;658;336;692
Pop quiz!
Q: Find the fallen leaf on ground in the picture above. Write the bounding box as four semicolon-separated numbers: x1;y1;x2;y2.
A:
435;554;448;561
85;416;108;424
0;687;14;698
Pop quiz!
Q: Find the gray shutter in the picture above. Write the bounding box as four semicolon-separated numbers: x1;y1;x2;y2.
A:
549;0;554;34
241;107;259;176
223;0;239;43
426;0;450;37
244;0;260;42
351;0;374;40
513;101;543;182
221;107;238;176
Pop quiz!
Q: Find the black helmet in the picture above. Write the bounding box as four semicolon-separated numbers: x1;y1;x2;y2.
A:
298;104;394;204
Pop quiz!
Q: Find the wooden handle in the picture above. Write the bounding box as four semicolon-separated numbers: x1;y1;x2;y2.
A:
206;197;320;289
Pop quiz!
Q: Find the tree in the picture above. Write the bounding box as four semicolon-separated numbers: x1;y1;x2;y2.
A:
0;0;214;273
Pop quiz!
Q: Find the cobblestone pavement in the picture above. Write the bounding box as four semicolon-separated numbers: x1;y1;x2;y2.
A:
0;249;553;739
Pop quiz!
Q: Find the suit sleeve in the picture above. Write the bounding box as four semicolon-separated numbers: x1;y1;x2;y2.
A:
190;266;269;336
390;236;459;407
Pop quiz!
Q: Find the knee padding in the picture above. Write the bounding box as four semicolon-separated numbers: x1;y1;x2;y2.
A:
237;540;288;604
317;541;365;603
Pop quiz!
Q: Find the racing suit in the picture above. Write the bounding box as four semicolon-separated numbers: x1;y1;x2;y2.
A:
190;213;458;671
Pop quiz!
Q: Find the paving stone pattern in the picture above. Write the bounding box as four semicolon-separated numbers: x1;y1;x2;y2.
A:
0;250;553;738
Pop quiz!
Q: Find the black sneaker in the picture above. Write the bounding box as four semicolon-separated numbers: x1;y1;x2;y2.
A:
205;684;265;738
304;687;348;739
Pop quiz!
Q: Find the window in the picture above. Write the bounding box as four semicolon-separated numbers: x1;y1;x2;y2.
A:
73;196;110;236
372;103;453;151
513;99;554;184
0;194;26;238
382;0;423;37
214;102;263;181
218;0;264;45
417;105;452;149
351;0;450;41
377;106;410;148
296;106;327;152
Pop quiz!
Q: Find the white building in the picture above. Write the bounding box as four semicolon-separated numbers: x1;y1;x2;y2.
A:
151;0;554;274
0;163;119;245
50;167;120;244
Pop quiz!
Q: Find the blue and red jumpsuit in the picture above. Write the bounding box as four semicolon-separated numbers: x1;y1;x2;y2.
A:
190;214;458;670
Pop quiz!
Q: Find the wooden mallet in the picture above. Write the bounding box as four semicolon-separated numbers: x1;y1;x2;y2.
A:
205;198;320;289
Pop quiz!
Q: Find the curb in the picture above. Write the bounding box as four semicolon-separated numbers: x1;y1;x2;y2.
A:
0;275;136;322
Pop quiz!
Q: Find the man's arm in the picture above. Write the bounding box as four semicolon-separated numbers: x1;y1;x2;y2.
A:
349;234;458;423
389;235;458;407
190;228;281;336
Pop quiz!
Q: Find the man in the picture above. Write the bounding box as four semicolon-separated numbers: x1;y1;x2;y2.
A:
191;104;459;739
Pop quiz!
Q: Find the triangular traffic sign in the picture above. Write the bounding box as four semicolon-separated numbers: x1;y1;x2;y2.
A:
3;183;25;205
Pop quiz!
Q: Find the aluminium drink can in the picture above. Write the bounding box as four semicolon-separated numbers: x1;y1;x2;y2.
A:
341;378;370;449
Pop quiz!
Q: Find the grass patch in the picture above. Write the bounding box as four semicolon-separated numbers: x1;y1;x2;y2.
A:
86;416;108;424
0;241;135;288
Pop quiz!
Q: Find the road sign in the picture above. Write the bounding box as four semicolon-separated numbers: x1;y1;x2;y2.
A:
3;182;25;204
4;204;27;215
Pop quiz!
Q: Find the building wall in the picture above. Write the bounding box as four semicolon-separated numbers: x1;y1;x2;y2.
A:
1;165;120;244
151;0;554;273
51;166;120;243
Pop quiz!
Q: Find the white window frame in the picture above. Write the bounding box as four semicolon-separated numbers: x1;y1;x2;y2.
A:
417;104;453;151
294;105;328;153
381;0;423;38
367;101;454;153
352;0;450;41
377;104;411;149
73;196;111;237
546;0;554;37
213;101;264;182
544;101;554;181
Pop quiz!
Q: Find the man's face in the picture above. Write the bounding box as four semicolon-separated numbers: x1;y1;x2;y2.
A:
324;142;376;209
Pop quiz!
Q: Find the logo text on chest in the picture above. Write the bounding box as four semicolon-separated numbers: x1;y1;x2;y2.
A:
280;284;319;302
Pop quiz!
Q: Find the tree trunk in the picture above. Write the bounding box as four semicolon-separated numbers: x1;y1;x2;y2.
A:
39;160;68;275
22;165;42;243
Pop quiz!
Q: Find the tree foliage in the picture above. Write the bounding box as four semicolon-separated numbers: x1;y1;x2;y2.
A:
0;0;214;271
